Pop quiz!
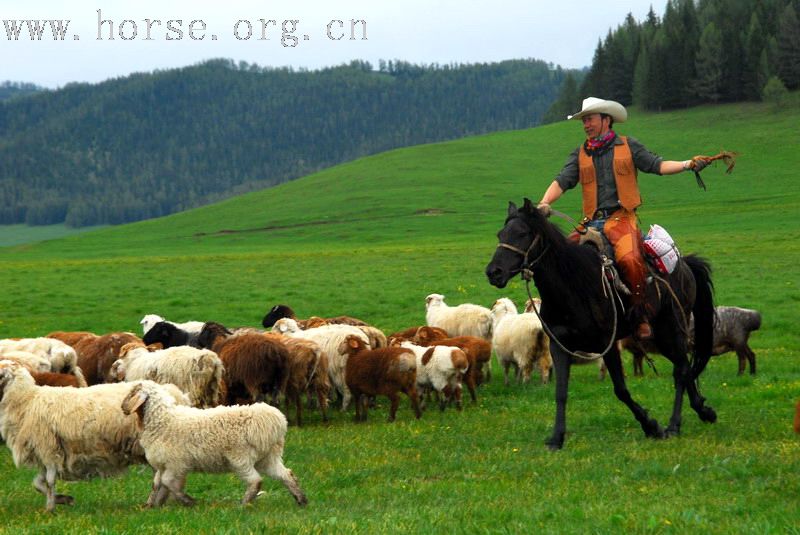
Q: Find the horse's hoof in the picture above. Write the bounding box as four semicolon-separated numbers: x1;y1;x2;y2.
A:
700;407;717;423
645;421;666;439
545;437;564;450
665;426;681;437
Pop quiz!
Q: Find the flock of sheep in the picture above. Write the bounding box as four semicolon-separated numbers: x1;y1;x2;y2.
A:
0;293;761;512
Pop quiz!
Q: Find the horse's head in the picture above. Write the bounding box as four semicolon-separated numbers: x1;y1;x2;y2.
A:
485;198;546;288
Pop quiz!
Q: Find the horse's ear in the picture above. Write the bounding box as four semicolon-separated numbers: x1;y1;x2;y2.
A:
522;198;535;212
507;201;518;216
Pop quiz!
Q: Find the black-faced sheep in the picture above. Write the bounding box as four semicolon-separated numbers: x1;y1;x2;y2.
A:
140;314;205;336
261;303;368;329
342;336;421;422
121;381;307;507
143;321;200;349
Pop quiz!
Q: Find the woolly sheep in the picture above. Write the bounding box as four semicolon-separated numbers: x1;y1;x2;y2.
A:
0;350;51;373
413;328;491;403
491;298;552;385
0;338;87;387
399;341;468;411
0;360;189;512
273;318;370;411
140;314;205;336
73;332;142;385
425;293;493;379
109;344;224;408
121;381;308;507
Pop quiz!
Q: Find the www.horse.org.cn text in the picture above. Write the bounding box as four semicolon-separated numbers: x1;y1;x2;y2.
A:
2;9;368;47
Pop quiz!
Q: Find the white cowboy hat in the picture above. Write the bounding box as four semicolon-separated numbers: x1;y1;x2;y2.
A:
567;97;627;123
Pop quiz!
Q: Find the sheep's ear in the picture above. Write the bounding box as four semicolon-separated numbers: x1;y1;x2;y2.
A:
124;387;148;414
421;347;435;366
348;336;361;349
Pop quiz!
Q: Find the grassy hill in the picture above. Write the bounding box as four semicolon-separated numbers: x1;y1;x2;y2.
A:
0;98;798;533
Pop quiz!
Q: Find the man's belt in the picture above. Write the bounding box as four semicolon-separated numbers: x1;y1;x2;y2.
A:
592;205;621;220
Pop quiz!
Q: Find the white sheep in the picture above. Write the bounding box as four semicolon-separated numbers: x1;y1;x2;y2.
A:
0;360;189;512
273;318;370;411
140;314;205;336
0;337;87;387
491;298;552;385
121;381;308;507
109;344;224;408
425;293;493;379
0;350;52;373
399;341;469;410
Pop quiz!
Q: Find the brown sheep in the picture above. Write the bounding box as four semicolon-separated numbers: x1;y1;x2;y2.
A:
204;328;288;406
31;371;83;388
261;304;369;329
46;331;98;347
343;335;421;422
264;333;331;426
413;328;491;403
387;326;449;346
74;332;143;385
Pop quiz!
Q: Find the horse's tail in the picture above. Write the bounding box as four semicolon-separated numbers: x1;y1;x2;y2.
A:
685;255;715;378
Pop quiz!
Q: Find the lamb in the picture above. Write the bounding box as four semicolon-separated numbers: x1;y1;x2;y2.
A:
491;298;552;385
273;318;370;411
199;323;288;406
342;335;421;422
109;343;224;408
619;305;763;377
71;332;143;385
425;293;493;379
264;333;331;426
0;360;189;512
140;314;205;336
0;337;87;387
413;328;491;403
121;381;307;507
399;341;468;411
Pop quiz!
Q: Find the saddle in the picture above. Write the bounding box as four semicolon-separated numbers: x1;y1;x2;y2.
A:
577;227;633;296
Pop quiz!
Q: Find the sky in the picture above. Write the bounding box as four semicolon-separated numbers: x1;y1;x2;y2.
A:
1;1;662;89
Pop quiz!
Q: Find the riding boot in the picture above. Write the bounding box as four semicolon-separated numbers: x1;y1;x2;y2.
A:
617;256;652;340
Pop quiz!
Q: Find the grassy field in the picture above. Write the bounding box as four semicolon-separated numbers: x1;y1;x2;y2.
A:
0;97;798;533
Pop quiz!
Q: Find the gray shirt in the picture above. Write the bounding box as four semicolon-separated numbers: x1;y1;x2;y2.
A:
554;136;663;211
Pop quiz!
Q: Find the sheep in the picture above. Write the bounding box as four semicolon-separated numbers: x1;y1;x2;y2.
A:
0;360;190;512
143;321;200;349
199;323;288;406
264;333;331;426
261;304;368;329
31;371;83;388
413;328;491;403
273;318;370;411
121;381;308;507
425;293;493;380
0;337;87;387
357;325;388;349
342;335;421;422
491;298;552;385
46;331;97;348
619;305;763;377
109;344;224;408
0;350;51;373
399;341;468;411
74;332;142;385
139;314;205;336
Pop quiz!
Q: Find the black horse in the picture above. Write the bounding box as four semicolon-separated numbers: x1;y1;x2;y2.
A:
485;198;717;449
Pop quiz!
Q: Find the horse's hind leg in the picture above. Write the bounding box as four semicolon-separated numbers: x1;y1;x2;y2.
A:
686;378;717;423
603;347;665;439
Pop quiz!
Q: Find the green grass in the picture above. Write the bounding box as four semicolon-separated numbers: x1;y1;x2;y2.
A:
0;96;798;533
0;223;107;247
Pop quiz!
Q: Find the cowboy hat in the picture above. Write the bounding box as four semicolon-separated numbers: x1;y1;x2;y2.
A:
567;97;627;123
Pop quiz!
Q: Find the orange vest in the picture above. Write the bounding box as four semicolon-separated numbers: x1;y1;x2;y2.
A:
578;135;641;219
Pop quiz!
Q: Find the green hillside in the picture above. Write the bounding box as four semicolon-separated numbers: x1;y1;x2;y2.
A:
0;99;798;533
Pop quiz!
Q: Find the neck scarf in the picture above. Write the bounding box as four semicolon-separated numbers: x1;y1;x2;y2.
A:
583;130;616;156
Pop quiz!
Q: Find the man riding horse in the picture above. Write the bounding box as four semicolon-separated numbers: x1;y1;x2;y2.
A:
536;97;712;341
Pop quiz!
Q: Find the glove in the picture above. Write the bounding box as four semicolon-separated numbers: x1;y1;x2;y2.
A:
690;156;711;172
537;202;552;218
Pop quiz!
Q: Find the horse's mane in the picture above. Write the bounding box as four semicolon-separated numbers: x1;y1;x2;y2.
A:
516;202;606;302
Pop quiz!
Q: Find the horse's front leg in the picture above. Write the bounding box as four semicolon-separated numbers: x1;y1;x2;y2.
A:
666;363;687;436
603;346;665;439
546;343;571;450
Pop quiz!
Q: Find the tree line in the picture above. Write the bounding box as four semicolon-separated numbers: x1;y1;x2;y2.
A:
0;58;575;227
544;0;800;121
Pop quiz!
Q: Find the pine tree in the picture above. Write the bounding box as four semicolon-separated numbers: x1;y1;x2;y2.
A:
743;12;766;100
776;3;800;89
694;22;724;103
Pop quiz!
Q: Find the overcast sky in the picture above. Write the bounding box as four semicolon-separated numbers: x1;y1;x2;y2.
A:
1;1;662;88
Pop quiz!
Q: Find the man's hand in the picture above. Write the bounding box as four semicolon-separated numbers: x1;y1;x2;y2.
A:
537;202;552;218
690;156;712;172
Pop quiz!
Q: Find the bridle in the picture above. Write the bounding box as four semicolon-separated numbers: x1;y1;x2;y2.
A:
495;226;550;282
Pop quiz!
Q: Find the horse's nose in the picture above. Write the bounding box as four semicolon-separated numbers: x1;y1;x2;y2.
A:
485;264;507;288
